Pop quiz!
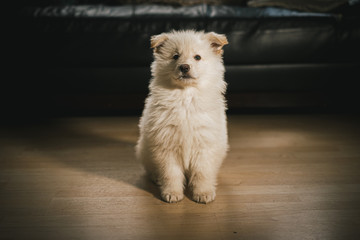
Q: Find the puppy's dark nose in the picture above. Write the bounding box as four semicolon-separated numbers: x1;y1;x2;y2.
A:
179;64;190;73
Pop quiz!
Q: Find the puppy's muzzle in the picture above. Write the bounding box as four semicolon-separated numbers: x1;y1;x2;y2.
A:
179;64;190;73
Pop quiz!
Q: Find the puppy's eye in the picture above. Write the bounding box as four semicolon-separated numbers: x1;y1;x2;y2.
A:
194;55;201;61
173;54;179;60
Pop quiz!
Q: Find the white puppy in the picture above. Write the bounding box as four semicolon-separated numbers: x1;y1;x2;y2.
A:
136;30;228;204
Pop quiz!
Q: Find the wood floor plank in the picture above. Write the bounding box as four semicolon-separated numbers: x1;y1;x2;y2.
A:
1;114;360;239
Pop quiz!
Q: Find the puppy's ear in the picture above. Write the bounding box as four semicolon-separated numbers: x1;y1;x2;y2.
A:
206;32;228;55
151;33;169;53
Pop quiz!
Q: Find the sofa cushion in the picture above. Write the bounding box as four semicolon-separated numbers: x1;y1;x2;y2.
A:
18;4;359;68
247;0;348;12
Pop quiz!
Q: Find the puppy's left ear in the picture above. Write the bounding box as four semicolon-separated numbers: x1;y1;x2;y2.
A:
151;33;169;53
206;32;228;55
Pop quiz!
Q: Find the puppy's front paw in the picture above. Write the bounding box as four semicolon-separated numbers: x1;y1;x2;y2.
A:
192;189;216;204
161;191;184;203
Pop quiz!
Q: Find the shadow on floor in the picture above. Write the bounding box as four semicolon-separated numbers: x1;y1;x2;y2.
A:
0;117;163;201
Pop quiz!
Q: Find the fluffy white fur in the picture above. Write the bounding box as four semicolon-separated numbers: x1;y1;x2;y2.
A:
135;30;228;204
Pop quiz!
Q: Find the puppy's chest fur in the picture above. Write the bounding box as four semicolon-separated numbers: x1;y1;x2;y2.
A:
145;88;222;166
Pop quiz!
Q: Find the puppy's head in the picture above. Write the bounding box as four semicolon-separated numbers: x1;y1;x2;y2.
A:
150;30;228;88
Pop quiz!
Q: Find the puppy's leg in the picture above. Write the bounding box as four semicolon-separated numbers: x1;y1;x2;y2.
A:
157;153;185;203
189;152;221;204
142;158;161;186
137;141;162;186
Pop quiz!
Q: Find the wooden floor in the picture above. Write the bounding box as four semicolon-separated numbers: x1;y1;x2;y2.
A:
1;114;360;240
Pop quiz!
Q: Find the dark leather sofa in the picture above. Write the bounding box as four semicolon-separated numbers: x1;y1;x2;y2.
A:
9;1;360;116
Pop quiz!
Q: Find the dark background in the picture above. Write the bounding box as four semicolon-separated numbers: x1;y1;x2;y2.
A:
5;1;360;118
